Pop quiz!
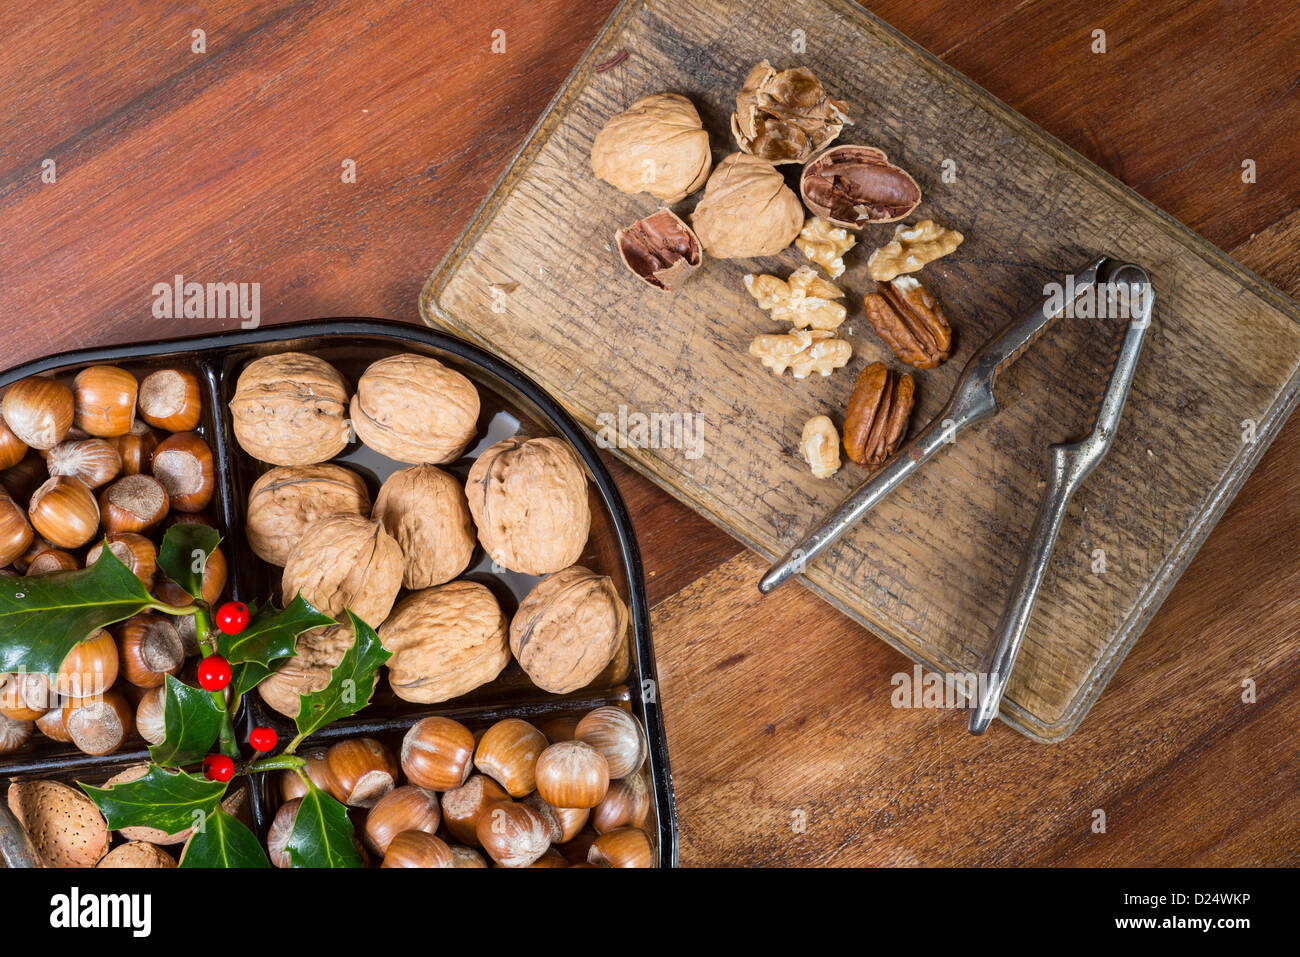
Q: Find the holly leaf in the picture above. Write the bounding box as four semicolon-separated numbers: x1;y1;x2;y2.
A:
0;545;167;674
80;765;227;834
294;611;390;740
286;785;362;868
179;807;270;869
218;594;334;668
149;674;226;767
156;524;222;601
231;661;275;698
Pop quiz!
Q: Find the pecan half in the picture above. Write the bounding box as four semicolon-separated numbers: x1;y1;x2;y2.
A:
864;276;952;369
842;362;914;468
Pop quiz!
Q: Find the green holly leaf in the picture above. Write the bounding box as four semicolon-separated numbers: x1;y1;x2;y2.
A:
294;611;390;740
80;765;227;834
156;524;222;601
179;807;270;869
231;661;274;698
218;594;334;669
0;545;171;674
148;674;226;767
287;785;362;868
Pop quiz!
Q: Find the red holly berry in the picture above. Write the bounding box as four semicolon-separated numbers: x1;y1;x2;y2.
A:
249;727;278;753
215;601;251;635
197;655;232;691
204;754;235;783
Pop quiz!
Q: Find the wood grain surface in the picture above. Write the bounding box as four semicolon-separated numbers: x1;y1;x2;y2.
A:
0;0;1295;864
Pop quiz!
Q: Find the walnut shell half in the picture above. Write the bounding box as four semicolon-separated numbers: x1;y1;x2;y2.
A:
377;581;510;704
690;153;804;259
731;60;850;164
230;353;351;466
372;465;476;589
466;437;591;576
281;514;403;629
246;464;372;566
590;93;712;203
615;208;702;291
350;353;481;465
509;566;629;694
800;145;921;229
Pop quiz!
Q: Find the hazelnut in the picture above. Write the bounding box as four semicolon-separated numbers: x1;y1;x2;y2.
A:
372;465;475;588
63;689;133;755
55;630;119;701
281;515;403;628
0;712;34;754
154;543;226;607
29;476;99;548
46;438;122;489
400;716;476;791
381;830;453;868
137;368;203;432
267;798;301;868
575;705;647;778
0;672;50;721
448;845;488;868
440;774;510;846
87;532;158;587
363;786;441;856
73;366;138;438
509;565;629;694
690;152;804;259
534;740;610;809
150;432;214;512
0;419;28;470
278;747;332;801
530;849;569;868
230;353;350;466
538;715;581;744
800;144;922;229
590;93;712;203
615;207;703;291
1;376;74;450
377;582;509;704
473;718;547;797
524;792;588;843
592;774;651;833
465;436;591;575
258;623;357;718
35;706;74;744
110;421;160;476
115;612;184;688
0;492;34;567
135;686;166;745
246;464;371;566
349;353;480;465
475;799;552;868
1;453;47;504
323;737;399;807
588;826;653;868
25;547;78;576
99;474;169;535
730;60;850;164
6;779;110;867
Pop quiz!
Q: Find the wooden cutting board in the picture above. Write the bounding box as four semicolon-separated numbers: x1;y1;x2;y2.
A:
420;0;1300;740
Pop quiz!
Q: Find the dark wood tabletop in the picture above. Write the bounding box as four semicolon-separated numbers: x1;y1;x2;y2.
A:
0;0;1295;865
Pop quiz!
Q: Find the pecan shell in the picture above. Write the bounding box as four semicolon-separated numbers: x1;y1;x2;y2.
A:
800;145;921;229
864;276;952;369
842;362;914;468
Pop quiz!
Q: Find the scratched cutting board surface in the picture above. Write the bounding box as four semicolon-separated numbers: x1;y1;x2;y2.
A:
421;0;1300;740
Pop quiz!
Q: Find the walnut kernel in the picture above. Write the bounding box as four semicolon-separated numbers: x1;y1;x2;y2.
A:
743;265;846;331
867;220;964;282
749;329;851;378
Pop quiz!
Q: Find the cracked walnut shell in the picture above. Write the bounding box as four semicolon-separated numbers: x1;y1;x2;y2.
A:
796;217;856;278
744;265;846;331
615;208;702;291
377;581;509;704
730;60;850;164
466;437;591;576
230;353;350;467
750;329;851;378
259;623;358;718
867;220;964;282
372;465;475;589
351;353;481;465
800;145;921;228
281;514;403;628
801;416;841;479
246;464;371;566
843;362;914;468
690;153;804;259
509;566;629;694
864;276;952;369
590;93;712;203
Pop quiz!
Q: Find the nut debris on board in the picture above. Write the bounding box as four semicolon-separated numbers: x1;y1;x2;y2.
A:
864;275;953;368
750;329;852;378
867;219;964;281
730;59;850;164
744;265;846;331
796;216;857;278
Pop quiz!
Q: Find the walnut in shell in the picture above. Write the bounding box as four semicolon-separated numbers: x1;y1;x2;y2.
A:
281;514;403;628
350;354;480;465
372;465;476;589
615;208;702;290
259;623;358;718
229;353;351;466
730;60;850;164
590;93;712;203
466;437;591;576
749;329;851;378
509;566;629;694
743;265;846;330
246;464;372;566
690;153;805;259
377;581;510;704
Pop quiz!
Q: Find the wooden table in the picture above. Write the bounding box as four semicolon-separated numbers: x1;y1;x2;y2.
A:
0;0;1295;865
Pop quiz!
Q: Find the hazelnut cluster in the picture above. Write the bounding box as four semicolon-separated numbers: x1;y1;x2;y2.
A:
0;364;225;758
268;706;655;868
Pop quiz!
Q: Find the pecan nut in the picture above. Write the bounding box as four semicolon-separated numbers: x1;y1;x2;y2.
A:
800;145;921;229
842;362;914;468
864;276;952;369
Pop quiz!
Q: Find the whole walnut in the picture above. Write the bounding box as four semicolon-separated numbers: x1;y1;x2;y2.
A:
350;354;480;465
510;566;629;694
230;353;350;466
281;514;403;629
466;437;590;576
246;464;372;566
259;623;356;718
377;581;510;704
372;465;475;589
590;93;712;203
690;152;804;259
